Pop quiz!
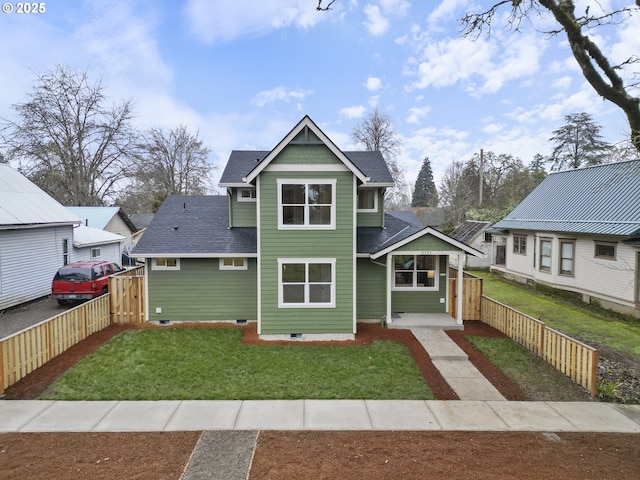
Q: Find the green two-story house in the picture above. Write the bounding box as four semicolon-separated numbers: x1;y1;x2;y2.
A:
132;116;482;340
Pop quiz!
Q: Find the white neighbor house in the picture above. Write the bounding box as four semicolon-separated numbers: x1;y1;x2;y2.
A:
490;160;640;318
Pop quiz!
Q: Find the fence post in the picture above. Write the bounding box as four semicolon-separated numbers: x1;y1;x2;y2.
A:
0;341;5;395
539;323;545;359
590;350;599;398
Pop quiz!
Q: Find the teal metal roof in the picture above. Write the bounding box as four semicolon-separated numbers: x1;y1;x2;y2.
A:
493;159;640;237
67;206;124;230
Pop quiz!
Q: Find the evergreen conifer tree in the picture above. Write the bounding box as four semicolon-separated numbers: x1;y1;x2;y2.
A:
412;156;439;207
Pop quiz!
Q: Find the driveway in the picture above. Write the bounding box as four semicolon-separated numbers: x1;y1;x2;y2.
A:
0;296;71;339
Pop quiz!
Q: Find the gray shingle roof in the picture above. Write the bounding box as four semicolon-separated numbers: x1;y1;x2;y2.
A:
449;221;491;243
493;159;640;236
131;195;257;256
357;214;425;254
219;150;393;186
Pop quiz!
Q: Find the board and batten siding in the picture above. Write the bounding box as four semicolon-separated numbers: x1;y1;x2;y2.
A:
0;226;73;310
147;258;257;321
356;258;386;319
258;145;355;334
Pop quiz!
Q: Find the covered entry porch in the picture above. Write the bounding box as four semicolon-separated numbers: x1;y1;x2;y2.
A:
367;227;484;330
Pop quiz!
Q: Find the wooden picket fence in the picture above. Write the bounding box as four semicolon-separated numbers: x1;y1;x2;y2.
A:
481;295;598;397
447;268;483;320
0;266;146;395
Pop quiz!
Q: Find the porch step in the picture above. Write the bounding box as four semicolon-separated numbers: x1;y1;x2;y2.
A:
387;313;463;331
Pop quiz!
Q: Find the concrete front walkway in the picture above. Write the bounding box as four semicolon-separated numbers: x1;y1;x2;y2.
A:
1;400;639;433
411;327;506;401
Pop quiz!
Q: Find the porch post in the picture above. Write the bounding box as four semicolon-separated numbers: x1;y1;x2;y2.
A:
386;253;393;325
456;253;464;325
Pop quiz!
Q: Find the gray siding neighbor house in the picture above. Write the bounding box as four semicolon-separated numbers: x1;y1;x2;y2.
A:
491;159;640;317
449;220;492;269
132;116;482;339
0;165;81;310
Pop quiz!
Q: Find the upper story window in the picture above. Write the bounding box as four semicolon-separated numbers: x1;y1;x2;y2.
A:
238;188;257;202
513;234;527;254
357;189;378;212
278;179;336;229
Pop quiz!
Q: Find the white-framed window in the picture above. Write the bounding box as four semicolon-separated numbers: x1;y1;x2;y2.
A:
559;240;575;276
393;255;438;290
513;234;527;254
151;257;180;270
91;247;101;259
62;239;69;265
277;179;336;229
278;258;336;308
219;257;248;270
595;242;616;260
539;239;552;272
238;188;257;202
357;189;378;212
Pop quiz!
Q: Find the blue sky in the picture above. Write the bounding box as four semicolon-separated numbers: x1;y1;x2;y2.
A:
1;0;638;195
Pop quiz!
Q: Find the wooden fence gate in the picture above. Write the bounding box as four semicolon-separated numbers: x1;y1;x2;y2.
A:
109;266;146;324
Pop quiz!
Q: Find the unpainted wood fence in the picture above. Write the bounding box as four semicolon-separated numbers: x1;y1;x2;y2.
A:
481;295;598;397
0;266;146;395
447;268;483;321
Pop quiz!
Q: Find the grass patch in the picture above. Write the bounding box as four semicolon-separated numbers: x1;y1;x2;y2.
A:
40;328;433;400
465;336;591;401
471;270;640;363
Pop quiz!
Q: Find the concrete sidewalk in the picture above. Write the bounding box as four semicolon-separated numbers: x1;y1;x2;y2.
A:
1;400;639;433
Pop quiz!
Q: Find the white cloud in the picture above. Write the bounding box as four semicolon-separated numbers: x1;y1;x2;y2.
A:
339;105;367;118
379;0;410;16
365;76;383;91
363;4;389;36
552;76;572;89
251;87;313;107
428;0;470;25
185;0;326;43
406;106;431;124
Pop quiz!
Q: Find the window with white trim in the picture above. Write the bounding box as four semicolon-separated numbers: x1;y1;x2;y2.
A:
238;188;257;202
219;257;247;270
278;259;335;307
152;257;180;270
513;234;527;254
559;240;575;276
278;180;336;229
91;247;101;258
393;255;438;290
357;189;378;212
539;239;552;272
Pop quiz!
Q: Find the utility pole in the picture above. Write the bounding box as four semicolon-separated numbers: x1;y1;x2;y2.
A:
479;148;484;205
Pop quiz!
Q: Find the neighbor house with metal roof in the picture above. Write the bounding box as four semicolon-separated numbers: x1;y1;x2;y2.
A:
449;220;493;269
490;159;640;317
132;116;483;339
0;164;81;310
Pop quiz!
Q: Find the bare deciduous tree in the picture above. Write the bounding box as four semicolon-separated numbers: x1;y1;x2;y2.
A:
1;65;137;205
461;1;640;153
352;107;408;207
132;125;213;209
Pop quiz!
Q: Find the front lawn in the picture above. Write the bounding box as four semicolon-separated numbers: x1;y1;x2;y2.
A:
472;270;640;363
39;328;434;400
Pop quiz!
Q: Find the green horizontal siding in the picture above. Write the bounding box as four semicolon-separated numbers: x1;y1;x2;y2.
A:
273;144;341;165
230;190;256;227
356;190;385;227
259;168;355;334
147;258;257;321
400;234;460;252
356;258;386;319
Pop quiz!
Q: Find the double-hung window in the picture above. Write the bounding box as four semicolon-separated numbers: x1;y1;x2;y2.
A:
279;259;335;307
559;241;575;276
278;180;336;229
539;239;552;272
393;255;438;290
513;235;527;254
